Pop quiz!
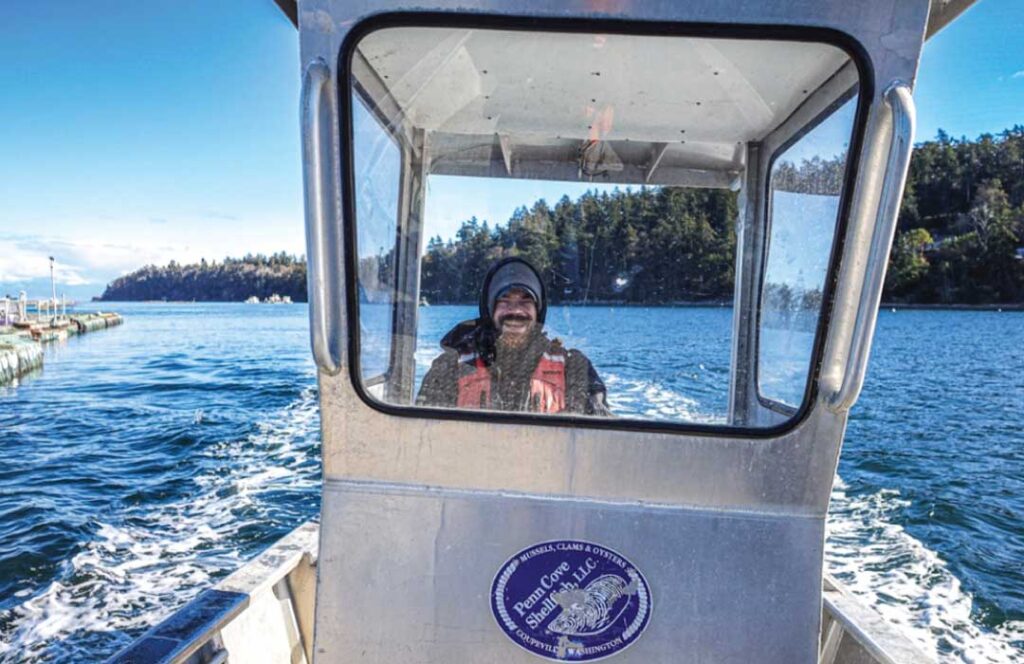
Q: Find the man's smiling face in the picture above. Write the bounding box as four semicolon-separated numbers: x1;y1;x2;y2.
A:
493;288;537;346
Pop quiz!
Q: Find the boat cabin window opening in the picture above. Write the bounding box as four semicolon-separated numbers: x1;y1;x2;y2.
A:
758;94;858;410
346;23;864;429
353;92;402;390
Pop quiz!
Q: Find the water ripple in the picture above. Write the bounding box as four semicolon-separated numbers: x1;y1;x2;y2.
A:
0;304;1021;662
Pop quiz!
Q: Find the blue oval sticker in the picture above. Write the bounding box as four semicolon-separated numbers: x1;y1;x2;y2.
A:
491;540;652;661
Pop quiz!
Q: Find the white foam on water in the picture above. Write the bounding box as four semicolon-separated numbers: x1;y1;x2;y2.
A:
3;377;1021;663
827;477;1024;662
0;386;321;662
603;373;727;424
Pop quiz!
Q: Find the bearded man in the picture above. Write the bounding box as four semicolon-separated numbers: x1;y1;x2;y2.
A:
416;257;611;416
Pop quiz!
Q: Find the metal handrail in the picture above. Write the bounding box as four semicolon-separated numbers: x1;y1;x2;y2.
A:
827;83;915;412
301;58;340;375
821;575;933;663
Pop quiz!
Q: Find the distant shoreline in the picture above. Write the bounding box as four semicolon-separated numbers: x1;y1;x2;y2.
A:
880;302;1023;311
418;299;1024;311
89;299;1023;311
90;299;298;305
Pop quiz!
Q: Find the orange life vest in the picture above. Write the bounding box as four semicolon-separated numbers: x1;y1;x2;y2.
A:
456;347;567;413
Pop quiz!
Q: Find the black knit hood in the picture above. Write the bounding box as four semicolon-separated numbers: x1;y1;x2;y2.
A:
439;258;547;364
478;257;547;326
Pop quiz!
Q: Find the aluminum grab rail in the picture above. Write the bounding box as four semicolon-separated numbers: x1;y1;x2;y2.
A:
301;58;341;375
821;575;933;663
827;83;915;413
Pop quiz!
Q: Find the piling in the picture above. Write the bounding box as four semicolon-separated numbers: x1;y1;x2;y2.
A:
0;334;44;386
0;311;124;386
68;312;124;335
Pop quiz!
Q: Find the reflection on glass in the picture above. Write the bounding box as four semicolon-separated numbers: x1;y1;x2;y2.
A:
758;96;858;408
352;94;400;380
348;24;859;426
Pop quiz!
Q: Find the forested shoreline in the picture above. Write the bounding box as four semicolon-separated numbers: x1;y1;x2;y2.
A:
886;128;1024;303
101;128;1024;305
98;253;306;302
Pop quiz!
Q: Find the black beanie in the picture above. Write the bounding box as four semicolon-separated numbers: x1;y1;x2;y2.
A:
479;257;547;326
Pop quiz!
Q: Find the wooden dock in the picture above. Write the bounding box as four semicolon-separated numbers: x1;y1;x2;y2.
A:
0;312;124;386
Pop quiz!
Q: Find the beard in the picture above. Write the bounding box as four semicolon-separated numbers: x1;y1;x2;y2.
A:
497;332;530;350
495;315;536;349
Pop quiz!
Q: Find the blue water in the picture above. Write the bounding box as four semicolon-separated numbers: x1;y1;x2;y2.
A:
0;303;1020;661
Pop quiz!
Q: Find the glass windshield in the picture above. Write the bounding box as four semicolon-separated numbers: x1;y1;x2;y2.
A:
348;24;860;427
415;178;737;422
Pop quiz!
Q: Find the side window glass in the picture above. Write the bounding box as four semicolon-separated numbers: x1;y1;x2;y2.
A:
352;93;401;382
758;96;858;408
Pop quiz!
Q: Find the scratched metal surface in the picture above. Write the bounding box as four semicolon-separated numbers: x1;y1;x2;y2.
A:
317;481;823;663
297;0;933;661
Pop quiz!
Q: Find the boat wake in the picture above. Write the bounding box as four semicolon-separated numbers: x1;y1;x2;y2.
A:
2;377;1020;662
827;477;1024;663
602;373;726;424
0;387;321;663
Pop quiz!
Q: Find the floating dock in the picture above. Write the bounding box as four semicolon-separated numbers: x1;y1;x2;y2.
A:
0;312;124;386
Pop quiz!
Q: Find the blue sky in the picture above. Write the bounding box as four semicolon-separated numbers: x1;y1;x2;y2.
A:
1;0;1022;299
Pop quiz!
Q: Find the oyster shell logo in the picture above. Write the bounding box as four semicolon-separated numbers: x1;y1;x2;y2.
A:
490;540;652;661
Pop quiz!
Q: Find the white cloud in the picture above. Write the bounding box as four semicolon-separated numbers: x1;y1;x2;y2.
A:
0;234;180;287
1012;70;1024;79
0;244;89;285
1;228;301;283
0;214;306;298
